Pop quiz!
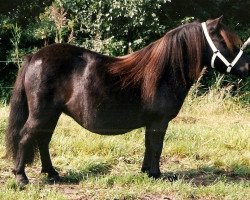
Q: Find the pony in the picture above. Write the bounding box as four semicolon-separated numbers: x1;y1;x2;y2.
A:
5;16;250;184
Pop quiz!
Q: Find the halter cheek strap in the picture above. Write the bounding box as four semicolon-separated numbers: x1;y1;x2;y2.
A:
201;22;244;73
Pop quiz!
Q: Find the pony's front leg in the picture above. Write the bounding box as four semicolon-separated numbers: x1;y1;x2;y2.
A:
142;122;168;179
141;130;151;173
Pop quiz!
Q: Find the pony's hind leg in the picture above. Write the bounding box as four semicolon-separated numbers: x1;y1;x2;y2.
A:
14;121;38;184
36;111;61;182
37;125;60;182
14;110;61;185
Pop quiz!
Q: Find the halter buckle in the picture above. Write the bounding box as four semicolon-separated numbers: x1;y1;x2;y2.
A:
226;65;232;73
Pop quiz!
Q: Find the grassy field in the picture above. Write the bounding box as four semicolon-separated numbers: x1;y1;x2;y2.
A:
0;86;249;200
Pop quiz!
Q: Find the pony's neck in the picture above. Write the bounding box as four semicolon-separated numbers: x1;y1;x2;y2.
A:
108;22;206;103
162;22;206;88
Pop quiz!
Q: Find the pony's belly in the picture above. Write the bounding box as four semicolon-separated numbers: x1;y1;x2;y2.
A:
84;127;136;135
80;109;144;135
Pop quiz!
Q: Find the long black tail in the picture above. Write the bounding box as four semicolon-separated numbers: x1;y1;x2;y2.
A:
5;54;33;163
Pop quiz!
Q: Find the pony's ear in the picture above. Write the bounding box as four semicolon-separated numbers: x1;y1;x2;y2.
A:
206;16;223;33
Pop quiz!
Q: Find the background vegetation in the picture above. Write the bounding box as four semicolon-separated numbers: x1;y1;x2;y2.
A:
0;0;250;104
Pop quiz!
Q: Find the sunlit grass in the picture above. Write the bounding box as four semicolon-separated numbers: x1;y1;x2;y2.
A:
0;85;249;199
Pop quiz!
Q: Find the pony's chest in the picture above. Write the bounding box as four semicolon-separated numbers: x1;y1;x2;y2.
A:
147;86;188;120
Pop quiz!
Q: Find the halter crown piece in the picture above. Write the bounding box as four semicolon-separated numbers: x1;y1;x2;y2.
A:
201;22;244;73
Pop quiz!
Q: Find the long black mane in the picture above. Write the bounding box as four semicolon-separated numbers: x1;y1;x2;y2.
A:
108;22;205;102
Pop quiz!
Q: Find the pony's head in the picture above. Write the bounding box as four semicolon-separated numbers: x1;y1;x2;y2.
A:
203;16;250;78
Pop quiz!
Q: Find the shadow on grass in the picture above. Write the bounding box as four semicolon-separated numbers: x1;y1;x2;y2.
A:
162;165;250;186
46;162;249;186
58;162;112;184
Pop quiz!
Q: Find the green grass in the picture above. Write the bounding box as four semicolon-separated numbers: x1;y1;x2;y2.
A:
0;87;249;199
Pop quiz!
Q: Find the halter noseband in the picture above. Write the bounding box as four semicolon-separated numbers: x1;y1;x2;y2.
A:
201;22;244;73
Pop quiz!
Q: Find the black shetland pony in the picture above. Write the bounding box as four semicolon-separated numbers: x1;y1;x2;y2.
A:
5;17;250;184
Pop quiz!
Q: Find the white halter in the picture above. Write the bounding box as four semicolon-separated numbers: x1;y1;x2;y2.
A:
201;22;244;73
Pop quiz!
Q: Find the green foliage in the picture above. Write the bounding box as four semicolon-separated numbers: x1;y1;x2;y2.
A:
10;24;24;69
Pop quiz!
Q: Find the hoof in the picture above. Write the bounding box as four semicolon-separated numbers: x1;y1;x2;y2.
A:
141;167;150;173
148;172;161;179
48;174;61;183
16;174;29;186
41;169;61;183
